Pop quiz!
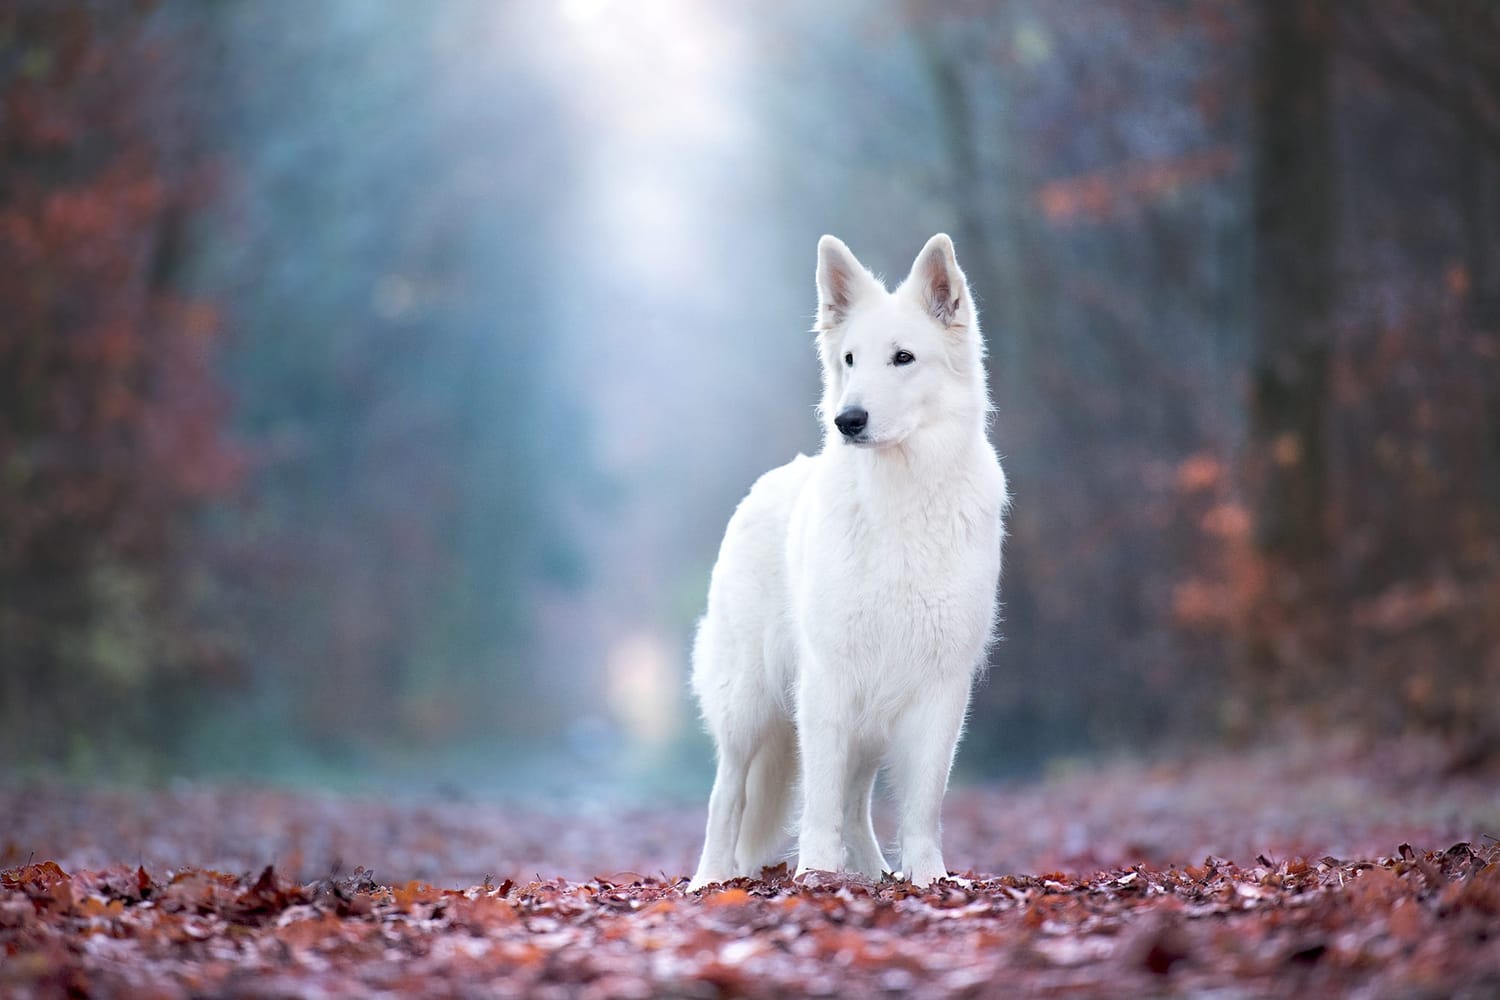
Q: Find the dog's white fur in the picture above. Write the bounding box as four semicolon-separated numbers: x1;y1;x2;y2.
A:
688;234;1008;890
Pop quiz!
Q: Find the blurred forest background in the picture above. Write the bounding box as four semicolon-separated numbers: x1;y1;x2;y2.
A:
2;0;1497;793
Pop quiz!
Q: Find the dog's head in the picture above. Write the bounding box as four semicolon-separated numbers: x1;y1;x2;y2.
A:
813;233;986;450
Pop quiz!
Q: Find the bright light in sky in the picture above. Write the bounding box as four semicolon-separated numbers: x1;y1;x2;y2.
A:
533;0;763;477
558;0;611;26
549;0;749;285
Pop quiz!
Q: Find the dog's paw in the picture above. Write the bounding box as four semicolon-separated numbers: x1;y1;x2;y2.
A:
900;865;952;888
686;873;727;893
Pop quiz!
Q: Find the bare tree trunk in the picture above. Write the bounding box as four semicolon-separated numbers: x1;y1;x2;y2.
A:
914;10;1038;425
1462;139;1500;513
1245;0;1339;692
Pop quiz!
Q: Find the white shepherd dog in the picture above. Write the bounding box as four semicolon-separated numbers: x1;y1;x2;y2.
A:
688;233;1008;889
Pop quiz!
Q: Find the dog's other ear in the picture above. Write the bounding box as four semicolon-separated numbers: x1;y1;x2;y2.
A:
816;235;879;331
908;233;971;329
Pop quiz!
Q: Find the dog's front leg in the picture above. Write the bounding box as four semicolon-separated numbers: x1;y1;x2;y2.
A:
794;674;848;876
889;678;970;886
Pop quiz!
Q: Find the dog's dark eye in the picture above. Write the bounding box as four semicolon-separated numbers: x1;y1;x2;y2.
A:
844;352;854;367
893;350;915;366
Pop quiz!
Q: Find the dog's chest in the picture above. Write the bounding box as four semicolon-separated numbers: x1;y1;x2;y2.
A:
795;479;1001;677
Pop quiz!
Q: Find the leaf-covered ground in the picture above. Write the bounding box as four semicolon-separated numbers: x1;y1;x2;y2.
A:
3;734;1499;997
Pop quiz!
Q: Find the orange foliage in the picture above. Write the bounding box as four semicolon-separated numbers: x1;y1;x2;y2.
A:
1175;452;1223;493
1038;146;1237;224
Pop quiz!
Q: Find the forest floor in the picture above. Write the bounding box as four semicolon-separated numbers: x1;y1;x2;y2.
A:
3;733;1499;998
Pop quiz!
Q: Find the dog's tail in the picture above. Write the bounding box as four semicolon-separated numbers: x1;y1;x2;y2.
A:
734;721;797;875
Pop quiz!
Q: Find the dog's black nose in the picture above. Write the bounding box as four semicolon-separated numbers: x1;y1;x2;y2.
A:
835;407;868;438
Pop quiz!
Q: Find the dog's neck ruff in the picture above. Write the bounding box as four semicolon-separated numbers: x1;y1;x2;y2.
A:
832;413;991;504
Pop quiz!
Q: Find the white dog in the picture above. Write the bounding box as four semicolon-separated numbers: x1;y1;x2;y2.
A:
688;233;1008;890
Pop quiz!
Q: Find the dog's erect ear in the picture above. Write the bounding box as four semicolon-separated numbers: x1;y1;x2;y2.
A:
908;233;970;329
816;235;879;331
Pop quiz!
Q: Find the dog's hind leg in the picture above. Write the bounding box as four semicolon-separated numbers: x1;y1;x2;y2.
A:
842;753;888;877
733;719;796;877
689;748;750;890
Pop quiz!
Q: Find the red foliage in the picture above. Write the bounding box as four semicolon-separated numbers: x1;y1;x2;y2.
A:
0;2;239;538
3;847;1499;996
0;2;240;759
2;736;1497;996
